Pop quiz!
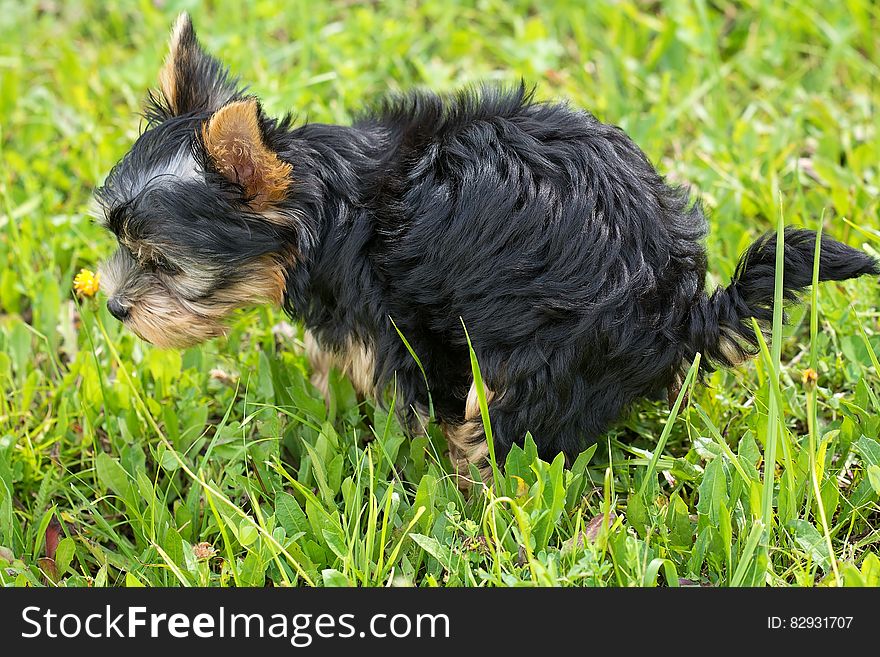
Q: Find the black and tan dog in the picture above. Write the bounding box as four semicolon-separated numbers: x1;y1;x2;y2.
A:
97;13;877;485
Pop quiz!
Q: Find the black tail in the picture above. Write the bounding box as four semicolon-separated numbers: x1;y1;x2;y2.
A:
688;227;879;371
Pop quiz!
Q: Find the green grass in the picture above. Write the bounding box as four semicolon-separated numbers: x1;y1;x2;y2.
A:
1;0;879;587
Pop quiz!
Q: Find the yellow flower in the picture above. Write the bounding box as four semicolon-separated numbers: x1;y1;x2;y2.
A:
801;367;818;390
73;268;100;297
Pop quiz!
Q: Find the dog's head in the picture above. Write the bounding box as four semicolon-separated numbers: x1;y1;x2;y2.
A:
96;13;295;348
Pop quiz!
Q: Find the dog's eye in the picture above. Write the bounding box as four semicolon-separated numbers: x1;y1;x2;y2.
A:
146;254;178;275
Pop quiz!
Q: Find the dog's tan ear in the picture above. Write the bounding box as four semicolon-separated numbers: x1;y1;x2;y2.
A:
202;99;292;209
159;13;239;115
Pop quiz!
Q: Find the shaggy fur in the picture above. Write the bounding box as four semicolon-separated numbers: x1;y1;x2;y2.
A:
97;14;879;483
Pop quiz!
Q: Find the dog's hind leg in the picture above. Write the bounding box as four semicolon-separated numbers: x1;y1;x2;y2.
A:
443;382;496;489
304;329;377;402
304;329;334;400
444;361;644;490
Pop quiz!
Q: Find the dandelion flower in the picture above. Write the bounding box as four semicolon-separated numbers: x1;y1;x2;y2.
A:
801;367;818;389
73;268;100;297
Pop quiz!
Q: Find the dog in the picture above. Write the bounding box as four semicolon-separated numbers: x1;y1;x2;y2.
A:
96;13;878;486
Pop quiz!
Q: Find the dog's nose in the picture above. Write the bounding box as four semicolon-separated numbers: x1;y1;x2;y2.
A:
107;297;129;321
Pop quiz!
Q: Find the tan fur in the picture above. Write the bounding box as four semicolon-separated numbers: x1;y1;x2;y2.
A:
202;100;292;210
343;341;376;397
105;256;287;349
262;209;302;227
445;420;491;488
464;382;495;420
127;291;221;348
158;13;190;114
304;330;334;398
666;370;687;409
719;330;748;366
304;331;376;398
216;256;286;306
445;381;496;489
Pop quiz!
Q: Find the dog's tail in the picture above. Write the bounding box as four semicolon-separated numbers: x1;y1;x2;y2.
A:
687;227;878;371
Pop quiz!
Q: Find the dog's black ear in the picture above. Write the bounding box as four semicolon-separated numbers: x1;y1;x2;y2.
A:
158;13;240;116
202;99;292;210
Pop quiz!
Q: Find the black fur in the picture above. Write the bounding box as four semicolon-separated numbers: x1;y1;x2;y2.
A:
278;86;877;462
690;228;879;372
98;16;879;472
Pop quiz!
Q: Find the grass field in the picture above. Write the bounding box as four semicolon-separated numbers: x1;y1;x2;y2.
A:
1;0;879;587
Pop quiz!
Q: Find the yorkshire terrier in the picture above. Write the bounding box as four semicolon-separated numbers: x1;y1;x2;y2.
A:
97;14;878;485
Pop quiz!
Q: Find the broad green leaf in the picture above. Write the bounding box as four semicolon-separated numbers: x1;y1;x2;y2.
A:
788;519;831;572
238;520;258;547
95;452;132;500
410;533;454;565
54;537;75;577
867;465;880;495
275;492;309;538
697;458;728;524
322;568;350;587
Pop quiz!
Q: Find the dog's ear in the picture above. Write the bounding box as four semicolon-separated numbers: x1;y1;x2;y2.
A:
202;99;292;209
158;13;240;116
